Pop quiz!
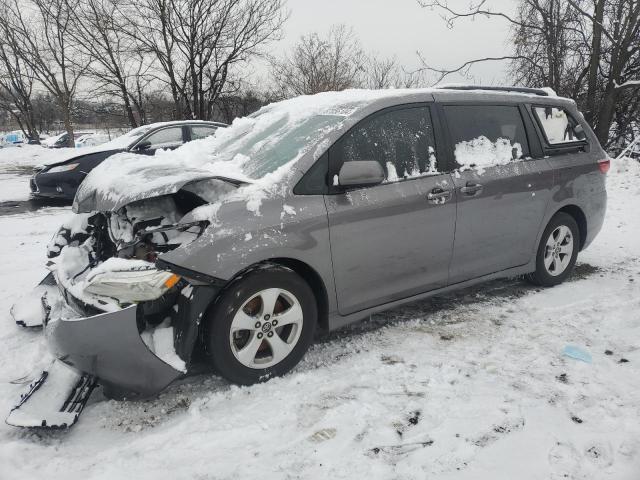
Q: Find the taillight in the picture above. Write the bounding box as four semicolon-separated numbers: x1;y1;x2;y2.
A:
598;158;610;174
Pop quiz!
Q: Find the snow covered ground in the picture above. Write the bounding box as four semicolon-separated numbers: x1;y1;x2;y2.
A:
0;146;77;202
0;156;638;479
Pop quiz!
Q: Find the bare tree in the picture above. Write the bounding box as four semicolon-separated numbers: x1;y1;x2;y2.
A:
0;19;39;141
0;0;90;146
417;0;640;147
127;52;157;125
215;86;265;123
125;0;285;120
270;24;366;98
69;0;155;128
365;55;425;89
366;56;401;89
585;0;640;144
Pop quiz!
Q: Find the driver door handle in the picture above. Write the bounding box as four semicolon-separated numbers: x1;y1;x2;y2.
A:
460;182;483;196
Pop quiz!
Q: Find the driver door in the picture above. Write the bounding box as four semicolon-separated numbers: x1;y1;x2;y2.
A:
325;105;456;315
134;126;186;155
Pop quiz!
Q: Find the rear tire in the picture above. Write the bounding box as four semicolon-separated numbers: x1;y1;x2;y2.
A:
527;212;580;287
204;265;317;386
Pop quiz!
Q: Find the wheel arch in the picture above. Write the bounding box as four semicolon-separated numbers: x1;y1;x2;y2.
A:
554;204;587;250
264;257;330;333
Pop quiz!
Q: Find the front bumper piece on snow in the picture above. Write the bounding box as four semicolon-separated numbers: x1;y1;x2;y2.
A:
7;275;219;428
45;305;184;399
5;306;182;429
6;361;96;429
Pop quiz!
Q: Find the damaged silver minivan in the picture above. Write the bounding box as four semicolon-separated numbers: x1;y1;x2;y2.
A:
8;87;608;428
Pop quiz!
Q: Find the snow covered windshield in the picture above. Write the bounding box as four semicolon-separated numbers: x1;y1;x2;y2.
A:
189;91;413;180
210;112;345;179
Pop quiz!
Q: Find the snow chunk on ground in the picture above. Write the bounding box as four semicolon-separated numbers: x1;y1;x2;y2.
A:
10;284;58;327
454;136;523;174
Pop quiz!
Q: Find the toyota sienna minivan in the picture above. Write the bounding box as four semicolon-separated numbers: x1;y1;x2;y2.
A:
8;86;608;428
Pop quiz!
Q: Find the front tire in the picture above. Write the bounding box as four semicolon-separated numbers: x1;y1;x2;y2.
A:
527;212;580;287
204;265;317;385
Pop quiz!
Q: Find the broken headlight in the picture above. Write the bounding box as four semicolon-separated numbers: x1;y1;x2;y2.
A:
83;259;181;303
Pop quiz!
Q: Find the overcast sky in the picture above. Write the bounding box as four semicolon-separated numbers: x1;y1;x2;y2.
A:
254;0;517;86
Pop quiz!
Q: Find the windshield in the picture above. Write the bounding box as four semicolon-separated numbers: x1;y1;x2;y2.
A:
101;125;154;149
210;112;346;179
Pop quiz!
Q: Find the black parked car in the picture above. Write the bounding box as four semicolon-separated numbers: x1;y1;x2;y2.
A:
30;121;226;200
45;131;93;149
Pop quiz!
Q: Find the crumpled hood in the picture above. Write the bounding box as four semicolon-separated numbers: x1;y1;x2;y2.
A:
73;154;241;213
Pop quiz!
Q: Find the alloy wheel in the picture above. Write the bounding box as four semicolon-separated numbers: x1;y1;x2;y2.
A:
543;225;574;276
229;288;303;369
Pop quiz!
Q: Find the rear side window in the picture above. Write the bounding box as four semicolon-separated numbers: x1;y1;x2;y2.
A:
443;105;530;169
533;106;586;144
191;125;218;140
330;106;438;183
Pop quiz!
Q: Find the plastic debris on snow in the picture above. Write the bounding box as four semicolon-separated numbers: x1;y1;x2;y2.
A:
562;345;593;363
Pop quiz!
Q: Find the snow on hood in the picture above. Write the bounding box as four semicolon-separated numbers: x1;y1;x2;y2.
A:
73;156;241;212
75;89;430;215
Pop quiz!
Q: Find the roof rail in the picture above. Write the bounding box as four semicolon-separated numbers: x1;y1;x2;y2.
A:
436;85;549;96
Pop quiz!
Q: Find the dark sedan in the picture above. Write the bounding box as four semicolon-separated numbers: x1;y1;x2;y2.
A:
30;120;226;200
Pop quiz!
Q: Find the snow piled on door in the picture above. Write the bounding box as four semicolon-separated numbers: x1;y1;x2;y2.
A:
454;136;524;174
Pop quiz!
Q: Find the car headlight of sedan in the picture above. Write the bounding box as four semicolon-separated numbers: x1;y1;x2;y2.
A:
83;260;181;303
46;163;79;174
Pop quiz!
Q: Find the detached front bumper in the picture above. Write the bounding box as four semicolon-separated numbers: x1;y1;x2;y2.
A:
45;306;183;399
43;278;220;399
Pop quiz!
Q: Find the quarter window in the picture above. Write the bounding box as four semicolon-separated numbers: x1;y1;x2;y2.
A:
330;106;438;183
533;106;585;144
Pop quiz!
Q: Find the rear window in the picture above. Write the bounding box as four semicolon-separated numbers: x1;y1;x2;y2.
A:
443;105;529;163
533;106;586;145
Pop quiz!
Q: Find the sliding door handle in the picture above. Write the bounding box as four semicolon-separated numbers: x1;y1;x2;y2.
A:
460;182;483;195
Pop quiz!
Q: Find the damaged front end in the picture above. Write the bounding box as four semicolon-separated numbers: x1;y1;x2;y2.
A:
8;178;235;428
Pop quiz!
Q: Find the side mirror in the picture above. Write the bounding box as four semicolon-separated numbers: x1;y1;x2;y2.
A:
338;161;385;188
135;140;151;151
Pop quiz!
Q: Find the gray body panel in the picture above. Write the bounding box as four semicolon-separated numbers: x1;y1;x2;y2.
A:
449;160;554;283
325;174;456;315
163;195;335;293
162;90;608;329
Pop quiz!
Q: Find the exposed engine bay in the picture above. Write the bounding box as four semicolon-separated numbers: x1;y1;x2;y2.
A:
45;183;231;314
49;188;211;266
